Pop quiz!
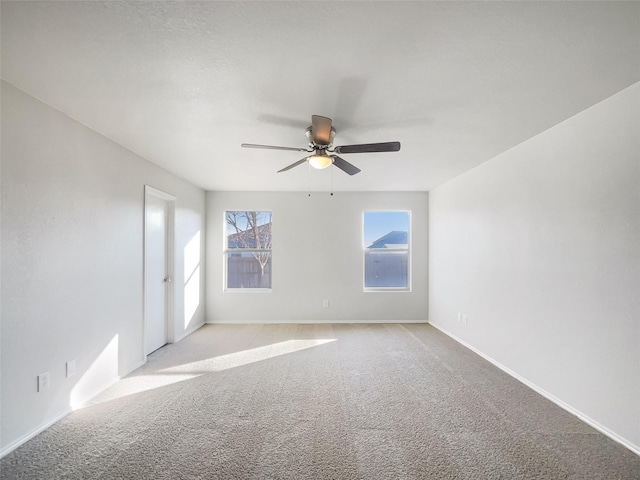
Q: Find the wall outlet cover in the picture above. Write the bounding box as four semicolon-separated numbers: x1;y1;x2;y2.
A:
37;372;50;392
66;360;76;377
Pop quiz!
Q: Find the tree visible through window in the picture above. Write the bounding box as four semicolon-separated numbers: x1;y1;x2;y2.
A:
225;211;272;289
363;211;410;290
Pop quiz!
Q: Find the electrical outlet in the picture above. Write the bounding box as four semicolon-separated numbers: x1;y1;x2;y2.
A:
66;360;76;377
462;315;468;326
37;372;50;392
323;300;330;308
457;313;462;323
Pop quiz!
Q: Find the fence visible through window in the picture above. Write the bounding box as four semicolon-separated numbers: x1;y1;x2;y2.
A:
225;211;272;290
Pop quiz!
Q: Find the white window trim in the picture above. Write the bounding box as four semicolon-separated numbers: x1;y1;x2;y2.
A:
363;210;412;292
223;211;273;292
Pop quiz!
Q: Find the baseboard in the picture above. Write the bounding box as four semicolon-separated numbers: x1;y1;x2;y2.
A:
174;321;205;342
0;357;147;459
0;322;213;460
0;407;72;459
206;319;429;325
126;358;147;376
428;322;640;457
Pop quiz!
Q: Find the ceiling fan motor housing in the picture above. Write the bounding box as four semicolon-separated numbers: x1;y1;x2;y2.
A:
306;126;336;148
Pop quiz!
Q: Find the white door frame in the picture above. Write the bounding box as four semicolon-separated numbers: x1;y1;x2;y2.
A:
143;185;176;356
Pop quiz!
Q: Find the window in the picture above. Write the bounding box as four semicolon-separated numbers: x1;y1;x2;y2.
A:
225;211;272;290
363;211;410;290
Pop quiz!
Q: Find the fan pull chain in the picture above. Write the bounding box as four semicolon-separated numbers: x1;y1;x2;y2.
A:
308;161;311;197
330;163;334;196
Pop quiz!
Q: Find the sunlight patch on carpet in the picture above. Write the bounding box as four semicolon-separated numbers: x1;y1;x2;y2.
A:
80;373;203;407
160;339;337;373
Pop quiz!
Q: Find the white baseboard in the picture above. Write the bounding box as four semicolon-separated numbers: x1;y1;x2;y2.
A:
0;357;147;459
206;319;429;324
428;322;640;457
174;321;205;342
0;408;72;459
1;324;211;460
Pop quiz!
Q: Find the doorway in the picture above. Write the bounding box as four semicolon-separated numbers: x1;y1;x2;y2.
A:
144;186;175;355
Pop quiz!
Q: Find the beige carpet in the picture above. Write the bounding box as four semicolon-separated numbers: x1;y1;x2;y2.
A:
2;323;639;479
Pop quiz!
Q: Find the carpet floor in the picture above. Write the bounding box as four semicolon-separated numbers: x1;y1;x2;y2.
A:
1;323;639;479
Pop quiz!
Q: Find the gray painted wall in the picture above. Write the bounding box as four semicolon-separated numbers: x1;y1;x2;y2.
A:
429;83;640;451
1;81;207;453
206;192;429;323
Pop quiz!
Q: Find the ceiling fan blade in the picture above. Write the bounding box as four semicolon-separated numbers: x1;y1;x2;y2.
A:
241;143;311;152
311;115;333;145
331;155;361;176
334;141;401;154
277;157;308;173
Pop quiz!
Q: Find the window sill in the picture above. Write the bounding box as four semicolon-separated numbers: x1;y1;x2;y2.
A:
364;288;411;293
224;288;272;293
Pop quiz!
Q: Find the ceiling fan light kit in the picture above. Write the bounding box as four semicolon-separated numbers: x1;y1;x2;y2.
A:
308;152;333;170
241;115;401;176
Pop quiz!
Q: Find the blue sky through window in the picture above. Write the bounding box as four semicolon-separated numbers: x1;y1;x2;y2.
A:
363;211;409;248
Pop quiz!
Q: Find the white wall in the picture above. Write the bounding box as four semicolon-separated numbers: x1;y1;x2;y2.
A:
206;191;428;323
0;81;206;454
429;83;640;451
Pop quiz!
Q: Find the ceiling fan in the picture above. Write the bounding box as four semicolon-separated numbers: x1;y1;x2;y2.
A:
241;115;401;175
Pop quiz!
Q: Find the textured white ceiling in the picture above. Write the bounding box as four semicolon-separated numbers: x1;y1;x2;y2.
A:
2;1;639;192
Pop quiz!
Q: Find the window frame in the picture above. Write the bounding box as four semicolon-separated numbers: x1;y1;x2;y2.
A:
362;210;411;292
224;210;273;292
